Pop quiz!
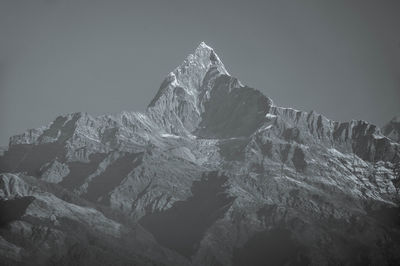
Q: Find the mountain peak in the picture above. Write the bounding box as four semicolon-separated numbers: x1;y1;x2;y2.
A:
178;42;225;70
174;42;229;77
148;42;230;109
194;42;219;60
196;41;213;51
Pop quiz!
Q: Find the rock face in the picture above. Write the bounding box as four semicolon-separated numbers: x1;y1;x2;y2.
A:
1;42;400;266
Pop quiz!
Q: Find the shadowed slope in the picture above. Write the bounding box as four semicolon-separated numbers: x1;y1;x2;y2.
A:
196;74;272;138
140;171;235;258
232;228;310;266
84;153;143;202
60;153;107;190
0;196;35;226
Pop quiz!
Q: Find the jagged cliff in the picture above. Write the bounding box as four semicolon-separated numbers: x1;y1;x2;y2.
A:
1;42;399;266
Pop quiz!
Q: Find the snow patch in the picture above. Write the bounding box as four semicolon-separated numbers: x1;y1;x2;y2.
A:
372;133;384;140
259;125;273;132
328;148;344;157
161;133;181;139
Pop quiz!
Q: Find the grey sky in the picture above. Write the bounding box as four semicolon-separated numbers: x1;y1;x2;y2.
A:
0;0;399;145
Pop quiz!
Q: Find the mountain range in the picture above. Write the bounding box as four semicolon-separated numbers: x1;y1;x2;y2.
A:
1;42;400;266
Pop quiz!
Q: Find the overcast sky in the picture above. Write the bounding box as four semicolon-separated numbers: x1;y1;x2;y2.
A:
0;0;399;145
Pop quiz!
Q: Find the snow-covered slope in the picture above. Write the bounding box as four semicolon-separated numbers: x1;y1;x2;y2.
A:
1;42;400;266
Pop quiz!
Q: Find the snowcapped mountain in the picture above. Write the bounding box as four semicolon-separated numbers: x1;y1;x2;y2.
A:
1;42;400;266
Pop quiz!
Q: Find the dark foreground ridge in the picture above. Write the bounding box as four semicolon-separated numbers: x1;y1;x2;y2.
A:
232;228;310;266
0;196;35;226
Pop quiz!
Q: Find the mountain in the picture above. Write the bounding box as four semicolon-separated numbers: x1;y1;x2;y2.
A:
1;42;400;266
383;116;400;143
